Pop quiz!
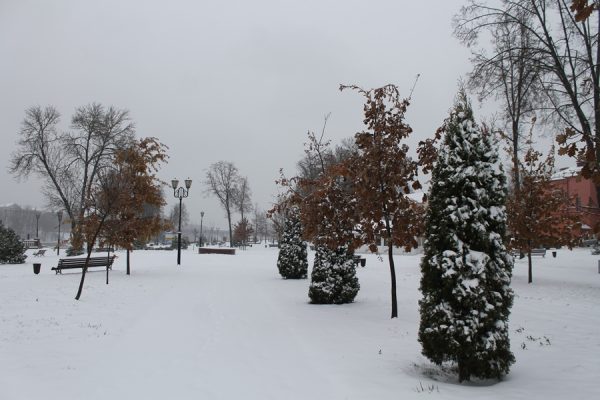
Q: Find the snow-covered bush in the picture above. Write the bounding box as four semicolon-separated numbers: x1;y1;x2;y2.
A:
418;91;515;382
309;244;359;304
0;223;27;264
66;247;84;256
277;207;308;279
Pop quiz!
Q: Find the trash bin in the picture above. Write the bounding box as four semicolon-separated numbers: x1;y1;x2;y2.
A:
552;251;557;258
33;263;41;275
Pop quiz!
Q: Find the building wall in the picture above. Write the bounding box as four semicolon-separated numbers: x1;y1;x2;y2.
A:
552;173;600;237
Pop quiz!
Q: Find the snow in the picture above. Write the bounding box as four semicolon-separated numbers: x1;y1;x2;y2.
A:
551;167;580;180
1;246;599;399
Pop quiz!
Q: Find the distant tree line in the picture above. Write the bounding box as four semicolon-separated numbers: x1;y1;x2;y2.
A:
0;205;67;242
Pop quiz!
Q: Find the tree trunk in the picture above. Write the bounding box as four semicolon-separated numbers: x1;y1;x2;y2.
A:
527;249;533;284
227;209;233;247
512;119;521;192
75;248;94;300
126;249;130;275
387;237;398;319
106;247;110;285
70;219;83;254
75;216;106;300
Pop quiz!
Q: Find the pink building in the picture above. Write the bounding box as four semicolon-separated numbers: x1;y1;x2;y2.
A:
551;166;600;238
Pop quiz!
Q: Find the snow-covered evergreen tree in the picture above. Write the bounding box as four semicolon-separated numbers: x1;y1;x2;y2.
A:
277;207;308;279
309;244;359;304
418;91;515;382
0;222;27;264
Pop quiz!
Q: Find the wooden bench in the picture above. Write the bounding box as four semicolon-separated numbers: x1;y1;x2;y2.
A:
530;249;546;257
32;249;46;257
51;255;116;274
353;255;367;267
511;249;545;258
198;248;236;255
94;247;115;253
582;239;598;247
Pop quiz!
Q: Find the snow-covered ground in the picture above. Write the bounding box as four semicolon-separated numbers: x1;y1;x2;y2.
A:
1;246;598;399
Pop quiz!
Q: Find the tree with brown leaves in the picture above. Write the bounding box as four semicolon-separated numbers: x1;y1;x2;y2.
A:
101;137;169;275
287;85;424;315
275;85;423;314
338;84;424;318
75;170;125;300
571;0;598;21
233;217;254;249
507;143;580;283
75;138;169;299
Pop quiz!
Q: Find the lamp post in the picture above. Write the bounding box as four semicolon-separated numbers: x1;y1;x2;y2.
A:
34;210;41;239
172;178;192;265
200;211;204;247
56;210;63;256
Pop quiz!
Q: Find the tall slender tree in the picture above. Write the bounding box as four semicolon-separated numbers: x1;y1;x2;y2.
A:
233;176;253;223
205;161;241;247
461;9;542;191
339;84;423;319
419;91;514;382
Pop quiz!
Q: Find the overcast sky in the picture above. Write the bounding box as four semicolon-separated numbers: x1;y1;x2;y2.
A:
1;0;480;229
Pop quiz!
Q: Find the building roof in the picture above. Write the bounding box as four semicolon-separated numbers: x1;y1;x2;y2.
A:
551;166;581;180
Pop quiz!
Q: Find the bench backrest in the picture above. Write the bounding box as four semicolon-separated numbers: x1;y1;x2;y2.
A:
57;255;115;268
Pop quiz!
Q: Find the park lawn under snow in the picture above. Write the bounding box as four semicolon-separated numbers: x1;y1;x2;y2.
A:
0;246;599;400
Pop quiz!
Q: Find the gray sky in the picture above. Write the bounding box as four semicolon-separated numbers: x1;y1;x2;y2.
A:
0;0;474;229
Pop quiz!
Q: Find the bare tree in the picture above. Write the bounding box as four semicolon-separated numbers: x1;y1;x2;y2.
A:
205;161;240;246
10;103;135;251
252;203;267;243
455;1;600;199
233;176;253;223
458;8;543;190
269;206;286;243
296;113;335;182
169;202;189;230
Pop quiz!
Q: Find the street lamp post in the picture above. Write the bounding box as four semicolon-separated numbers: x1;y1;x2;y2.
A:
56;210;63;256
34;210;41;240
200;211;204;247
172;178;192;265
